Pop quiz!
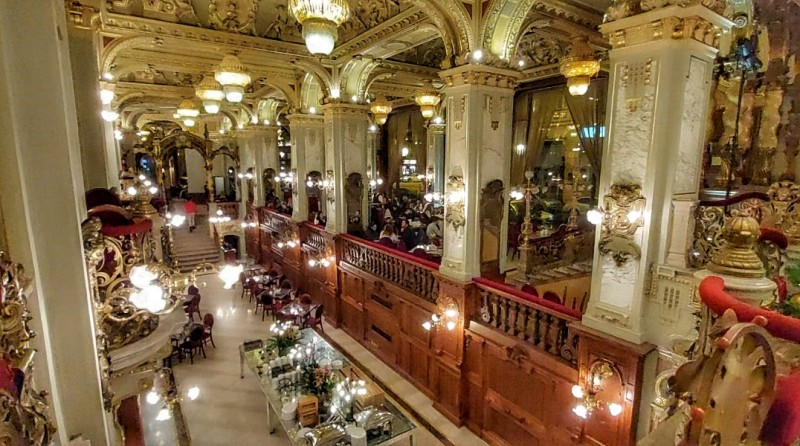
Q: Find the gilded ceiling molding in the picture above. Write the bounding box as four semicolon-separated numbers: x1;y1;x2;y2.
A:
410;0;474;66
533;0;601;28
605;0;733;23
364;71;395;96
378;60;438;77
209;0;257;35
249;78;298;109
100;35;163;77
340;57;381;99
603;12;726;50
519;64;562;82
299;73;324;111
293;59;336;98
481;0;538;60
329;7;428;60
100;12;312;59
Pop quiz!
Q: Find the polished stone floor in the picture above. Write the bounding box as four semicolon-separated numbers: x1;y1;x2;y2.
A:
161;275;486;446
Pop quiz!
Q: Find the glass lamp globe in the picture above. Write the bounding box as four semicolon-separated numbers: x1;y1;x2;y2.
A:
567;76;591;96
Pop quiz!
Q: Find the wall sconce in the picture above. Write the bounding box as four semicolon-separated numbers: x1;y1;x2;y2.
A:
237;168;255;180
275;235;300;250
239;214;258;229
444;171;466;230
571;361;624;419
588;183;645;266
422;296;459;331
308;252;336;268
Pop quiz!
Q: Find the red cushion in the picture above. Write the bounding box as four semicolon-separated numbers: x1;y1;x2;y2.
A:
761;371;800;445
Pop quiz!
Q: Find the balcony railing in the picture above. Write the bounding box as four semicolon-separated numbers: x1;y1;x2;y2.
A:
261;208;292;234
340;234;440;303
472;277;582;367
303;222;326;252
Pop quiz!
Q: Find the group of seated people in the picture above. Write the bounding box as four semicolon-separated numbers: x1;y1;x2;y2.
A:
359;193;443;258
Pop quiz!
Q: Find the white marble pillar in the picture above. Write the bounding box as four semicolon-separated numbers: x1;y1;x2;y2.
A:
0;2;112;443
67;19;119;190
583;4;734;344
247;125;279;207
288;113;325;222
321;103;371;234
426;122;446;195
438;66;518;281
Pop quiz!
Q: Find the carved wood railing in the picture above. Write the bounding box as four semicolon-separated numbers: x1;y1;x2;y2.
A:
303;222;326;252
215;201;239;217
261;208;292;234
472;277;582;367
340;234;440;303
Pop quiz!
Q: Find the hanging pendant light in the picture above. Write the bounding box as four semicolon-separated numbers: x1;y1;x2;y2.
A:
415;83;441;119
560;36;600;96
370;94;392;125
195;76;225;114
177;99;200;127
215;54;251;103
288;0;350;56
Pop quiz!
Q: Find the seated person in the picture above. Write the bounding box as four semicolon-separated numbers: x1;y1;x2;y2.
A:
426;215;443;241
377;224;399;248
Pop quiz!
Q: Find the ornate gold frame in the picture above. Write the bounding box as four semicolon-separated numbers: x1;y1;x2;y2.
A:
598;183;645;266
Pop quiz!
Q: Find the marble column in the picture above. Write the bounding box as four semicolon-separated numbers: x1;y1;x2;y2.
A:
321;103;371;234
248;125;279;207
583;4;734;344
288;113;325;222
0;2;112;443
437;66;518;281
66;17;119;190
427;121;446;195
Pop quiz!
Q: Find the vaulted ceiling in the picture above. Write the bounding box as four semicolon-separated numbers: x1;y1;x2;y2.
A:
68;0;607;132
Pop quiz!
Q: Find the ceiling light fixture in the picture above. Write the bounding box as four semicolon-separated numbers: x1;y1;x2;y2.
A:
177;99;200;118
414;83;440;119
560;36;600;96
195;76;225;114
288;0;351;56
101;109;119;122
370;94;392;125
215;54;251;103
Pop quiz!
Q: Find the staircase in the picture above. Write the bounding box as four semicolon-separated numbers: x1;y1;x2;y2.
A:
171;219;221;273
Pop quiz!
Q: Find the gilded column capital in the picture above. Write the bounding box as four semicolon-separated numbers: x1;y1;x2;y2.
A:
601;3;734;50
286;113;325;127
707;216;766;278
319;103;371;117
438;65;521;89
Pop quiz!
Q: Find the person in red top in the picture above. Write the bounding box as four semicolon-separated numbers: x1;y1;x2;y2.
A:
184;197;197;232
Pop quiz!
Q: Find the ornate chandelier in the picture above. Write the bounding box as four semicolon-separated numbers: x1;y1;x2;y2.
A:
214;54;251;103
288;0;350;56
195;76;225;114
414;84;441;119
560;36;600;96
177;99;200;127
370;94;392;125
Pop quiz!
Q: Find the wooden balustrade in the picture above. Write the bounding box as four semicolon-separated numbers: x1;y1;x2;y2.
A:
260;208;292;234
339;235;440;303
303;222;326;252
215;201;239;217
472;277;581;367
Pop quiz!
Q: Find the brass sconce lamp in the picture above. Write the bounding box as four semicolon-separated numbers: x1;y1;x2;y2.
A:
571;360;624;419
422;296;459;331
322;170;336;203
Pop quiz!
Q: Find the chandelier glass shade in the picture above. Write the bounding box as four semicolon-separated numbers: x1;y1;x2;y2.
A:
215;55;251;103
195;76;225;114
288;0;350;56
177;99;200;118
415;87;441;119
370;95;392;125
560;36;600;96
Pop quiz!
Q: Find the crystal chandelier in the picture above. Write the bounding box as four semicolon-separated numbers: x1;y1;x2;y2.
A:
370;94;392;125
288;0;350;56
214;54;251;103
195;76;225;114
414;84;441;119
177;99;200;127
560;36;600;96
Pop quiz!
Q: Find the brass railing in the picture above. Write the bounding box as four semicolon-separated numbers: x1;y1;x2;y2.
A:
473;278;581;367
340;235;440;303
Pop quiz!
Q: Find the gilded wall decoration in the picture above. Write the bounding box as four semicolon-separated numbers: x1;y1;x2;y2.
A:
209;0;257;35
598;183;645;266
0;253;57;446
515;35;568;67
444;174;465;231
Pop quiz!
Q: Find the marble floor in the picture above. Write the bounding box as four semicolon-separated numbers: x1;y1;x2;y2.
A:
163;275;487;446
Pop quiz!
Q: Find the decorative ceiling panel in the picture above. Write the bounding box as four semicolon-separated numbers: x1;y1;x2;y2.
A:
388;38;445;68
515;33;570;68
108;0;408;44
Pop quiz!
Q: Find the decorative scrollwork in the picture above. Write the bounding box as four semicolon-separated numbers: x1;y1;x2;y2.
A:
0;252;57;445
99;288;160;350
444;174;465;231
598;183;645;267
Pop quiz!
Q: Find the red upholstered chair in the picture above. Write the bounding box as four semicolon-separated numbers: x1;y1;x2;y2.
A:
202;313;215;348
303;304;324;332
542;291;562;304
521;283;539;296
299;294;312;305
412;248;430;260
760;371;800;445
179;325;206;364
183;294;201;322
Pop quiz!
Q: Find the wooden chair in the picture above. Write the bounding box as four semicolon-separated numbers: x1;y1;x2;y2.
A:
542;291;562;304
521;283;539;296
303;304;324;332
202;313;215;348
179;326;206;364
183;294;201;322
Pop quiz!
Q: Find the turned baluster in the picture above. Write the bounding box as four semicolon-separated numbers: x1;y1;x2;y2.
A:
510;301;521;336
537;313;551;352
548;317;566;355
520;305;531;340
531;309;542;346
